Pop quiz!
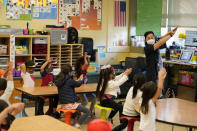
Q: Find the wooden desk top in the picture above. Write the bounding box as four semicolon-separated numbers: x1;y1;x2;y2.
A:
9;115;80;131
156;98;197;128
15;83;97;97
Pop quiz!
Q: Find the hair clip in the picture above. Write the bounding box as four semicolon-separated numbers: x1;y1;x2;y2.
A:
101;64;111;69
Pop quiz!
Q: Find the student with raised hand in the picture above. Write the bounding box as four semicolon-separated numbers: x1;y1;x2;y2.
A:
40;58;58;115
55;65;90;129
75;52;96;116
113;73;146;131
96;65;132;123
0;100;24;130
137;68;167;131
144;27;177;83
20;60;44;115
0;62;14;105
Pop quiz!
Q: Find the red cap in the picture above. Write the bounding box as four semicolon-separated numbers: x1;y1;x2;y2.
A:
87;119;112;131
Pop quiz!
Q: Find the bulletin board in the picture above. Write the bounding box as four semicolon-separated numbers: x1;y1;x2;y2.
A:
2;0;58;20
33;3;57;19
6;4;32;20
58;0;102;30
136;0;162;36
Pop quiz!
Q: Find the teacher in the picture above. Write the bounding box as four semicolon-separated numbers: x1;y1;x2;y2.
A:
144;27;178;83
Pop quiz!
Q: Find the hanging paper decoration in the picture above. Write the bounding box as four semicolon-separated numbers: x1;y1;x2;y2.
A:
25;0;29;7
43;0;47;6
29;0;36;6
52;0;58;4
37;0;42;6
17;0;25;7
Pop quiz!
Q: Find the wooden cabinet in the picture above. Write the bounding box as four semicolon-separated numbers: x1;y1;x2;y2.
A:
50;44;83;68
0;35;50;70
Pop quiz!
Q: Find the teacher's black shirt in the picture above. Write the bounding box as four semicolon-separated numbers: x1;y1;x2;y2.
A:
144;43;166;83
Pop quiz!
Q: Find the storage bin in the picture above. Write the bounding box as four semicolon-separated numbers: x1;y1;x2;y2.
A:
0;57;8;65
0;45;7;55
33;38;47;44
51;30;67;44
33;44;47;54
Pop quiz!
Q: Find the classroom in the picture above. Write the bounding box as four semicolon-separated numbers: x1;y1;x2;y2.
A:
0;0;197;131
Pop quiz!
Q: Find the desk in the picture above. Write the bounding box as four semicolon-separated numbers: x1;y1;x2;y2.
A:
15;83;97;115
156;98;197;131
9;115;80;131
163;60;197;101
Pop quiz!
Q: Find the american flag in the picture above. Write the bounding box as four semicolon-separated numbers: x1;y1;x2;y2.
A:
115;0;126;27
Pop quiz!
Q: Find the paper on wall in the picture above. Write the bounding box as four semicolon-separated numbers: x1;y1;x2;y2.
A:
10;35;15;68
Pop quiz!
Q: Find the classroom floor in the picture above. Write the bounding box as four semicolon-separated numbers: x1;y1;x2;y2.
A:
23;102;194;131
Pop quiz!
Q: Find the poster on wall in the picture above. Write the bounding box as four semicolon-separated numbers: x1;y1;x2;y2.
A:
6;4;32;20
33;3;57;19
10;35;15;68
4;0;57;20
59;0;102;30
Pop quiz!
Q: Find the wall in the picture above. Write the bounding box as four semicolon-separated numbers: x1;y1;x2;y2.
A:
0;0;143;65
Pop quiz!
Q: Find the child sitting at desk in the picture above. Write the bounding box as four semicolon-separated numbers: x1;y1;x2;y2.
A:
0;62;14;105
20;60;44;115
40;58;58;115
0;100;24;131
113;73;146;131
96;65;132;123
55;64;90;129
75;52;96;116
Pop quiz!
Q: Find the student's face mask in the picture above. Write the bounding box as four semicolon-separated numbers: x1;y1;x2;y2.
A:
28;71;34;74
146;39;155;45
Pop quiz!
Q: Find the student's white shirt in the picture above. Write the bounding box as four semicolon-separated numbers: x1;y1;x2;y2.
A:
0;81;14;105
21;72;35;88
104;73;128;97
139;100;156;131
123;87;142;116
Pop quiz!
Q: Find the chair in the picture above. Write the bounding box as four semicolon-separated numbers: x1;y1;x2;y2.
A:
14;96;29;117
119;116;140;131
57;108;77;125
94;104;113;121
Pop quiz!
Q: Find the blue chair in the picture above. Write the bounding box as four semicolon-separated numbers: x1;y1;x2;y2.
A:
14;96;29;117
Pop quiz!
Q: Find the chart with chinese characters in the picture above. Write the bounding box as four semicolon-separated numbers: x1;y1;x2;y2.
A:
59;0;102;30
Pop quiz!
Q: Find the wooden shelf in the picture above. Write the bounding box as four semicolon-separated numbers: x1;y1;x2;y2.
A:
15;54;31;56
0;55;9;56
15;35;50;38
0;35;10;38
32;54;47;56
50;44;83;68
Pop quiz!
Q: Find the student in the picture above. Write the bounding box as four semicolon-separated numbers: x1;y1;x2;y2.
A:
0;62;14;105
138;68;167;131
0;100;24;130
144;27;177;83
96;65;132;122
20;60;44;115
40;58;58;115
113;73;146;131
75;52;96;115
54;65;90;129
20;60;36;88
